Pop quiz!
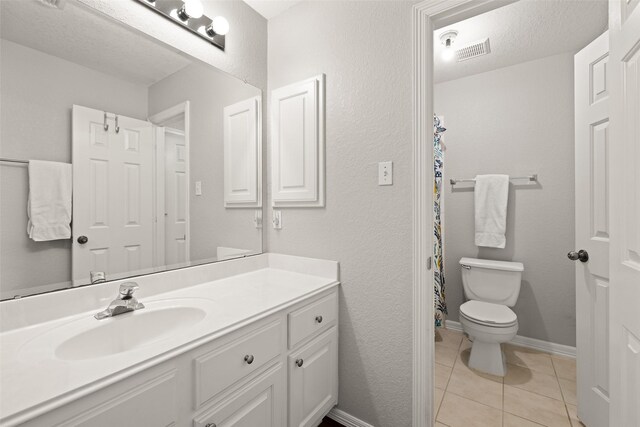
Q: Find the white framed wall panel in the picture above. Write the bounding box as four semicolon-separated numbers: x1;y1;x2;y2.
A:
271;75;325;208
224;96;262;208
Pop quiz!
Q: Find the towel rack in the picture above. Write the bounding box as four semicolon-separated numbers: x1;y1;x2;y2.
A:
0;157;28;165
449;174;538;186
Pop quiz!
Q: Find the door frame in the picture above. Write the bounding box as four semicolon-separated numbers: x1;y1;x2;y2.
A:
411;1;516;425
148;101;191;268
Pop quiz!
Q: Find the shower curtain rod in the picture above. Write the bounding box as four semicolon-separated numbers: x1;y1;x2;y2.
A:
449;174;538;185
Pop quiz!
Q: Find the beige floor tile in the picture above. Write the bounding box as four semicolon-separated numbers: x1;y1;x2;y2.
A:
504;385;572;427
437;392;502;427
558;377;577;405
504;344;555;375
566;403;585;427
436;342;459;367
436;362;453;389
552;356;577;382
503;412;545;427
436;328;464;350
447;361;503;409
435;387;445;416
436;423;450;427
504;363;563;401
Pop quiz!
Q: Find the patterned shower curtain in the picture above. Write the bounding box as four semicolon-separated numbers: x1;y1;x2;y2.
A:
434;115;447;327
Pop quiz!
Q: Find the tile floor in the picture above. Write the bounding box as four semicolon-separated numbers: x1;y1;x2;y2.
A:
435;328;582;427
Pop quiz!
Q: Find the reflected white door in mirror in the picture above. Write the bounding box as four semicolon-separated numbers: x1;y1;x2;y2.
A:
0;254;339;427
72;105;156;286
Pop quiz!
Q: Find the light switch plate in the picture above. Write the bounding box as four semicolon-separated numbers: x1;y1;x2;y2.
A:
272;210;282;229
195;181;202;196
378;161;393;185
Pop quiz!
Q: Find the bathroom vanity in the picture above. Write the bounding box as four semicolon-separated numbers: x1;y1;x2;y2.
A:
0;254;339;427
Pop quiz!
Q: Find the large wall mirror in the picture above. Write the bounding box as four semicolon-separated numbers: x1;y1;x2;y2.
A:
0;0;263;300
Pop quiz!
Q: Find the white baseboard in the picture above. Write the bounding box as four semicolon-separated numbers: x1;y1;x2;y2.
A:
444;320;576;358
327;408;375;427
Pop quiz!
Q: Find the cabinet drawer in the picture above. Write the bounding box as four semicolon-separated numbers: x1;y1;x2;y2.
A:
194;320;283;408
193;363;285;427
288;292;337;349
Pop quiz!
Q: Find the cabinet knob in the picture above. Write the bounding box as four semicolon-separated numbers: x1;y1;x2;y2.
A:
295;358;304;367
315;315;323;324
77;235;88;244
205;423;216;427
244;354;254;364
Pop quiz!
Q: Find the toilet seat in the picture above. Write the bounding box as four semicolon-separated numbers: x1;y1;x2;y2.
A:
460;300;517;328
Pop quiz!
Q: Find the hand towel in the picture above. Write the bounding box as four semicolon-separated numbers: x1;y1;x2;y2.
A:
27;160;72;241
474;174;509;248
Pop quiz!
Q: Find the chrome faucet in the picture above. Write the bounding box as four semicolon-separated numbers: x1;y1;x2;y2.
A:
94;282;145;320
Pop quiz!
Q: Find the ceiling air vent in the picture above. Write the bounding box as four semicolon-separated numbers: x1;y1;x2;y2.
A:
455;38;491;62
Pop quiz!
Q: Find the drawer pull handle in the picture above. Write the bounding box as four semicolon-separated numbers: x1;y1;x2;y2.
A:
244;354;255;364
315;315;323;324
295;358;304;367
205;424;216;427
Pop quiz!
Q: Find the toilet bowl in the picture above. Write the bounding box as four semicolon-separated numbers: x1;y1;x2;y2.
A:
459;258;523;377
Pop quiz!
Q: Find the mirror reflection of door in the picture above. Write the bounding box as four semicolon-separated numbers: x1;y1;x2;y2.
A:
163;128;189;268
72;105;155;285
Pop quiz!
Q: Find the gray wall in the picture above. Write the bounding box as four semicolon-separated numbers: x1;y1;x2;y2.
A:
148;63;262;261
268;2;416;425
435;52;577;346
0;39;148;297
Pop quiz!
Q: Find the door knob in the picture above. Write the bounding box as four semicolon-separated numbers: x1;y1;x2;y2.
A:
568;250;589;263
77;235;88;244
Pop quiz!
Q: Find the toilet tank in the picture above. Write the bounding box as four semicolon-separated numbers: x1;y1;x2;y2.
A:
459;257;524;306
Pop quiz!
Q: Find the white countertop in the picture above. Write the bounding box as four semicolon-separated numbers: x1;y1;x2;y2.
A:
0;254;339;425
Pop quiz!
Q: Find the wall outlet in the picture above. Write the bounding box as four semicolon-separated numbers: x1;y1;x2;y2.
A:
195;181;202;196
378;161;393;185
254;210;263;229
272;210;282;230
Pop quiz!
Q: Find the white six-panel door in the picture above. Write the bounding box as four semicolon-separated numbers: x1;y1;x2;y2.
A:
608;0;640;426
72;105;154;285
574;31;611;427
164;128;189;266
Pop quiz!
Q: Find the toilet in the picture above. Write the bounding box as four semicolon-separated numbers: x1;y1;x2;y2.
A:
458;257;524;377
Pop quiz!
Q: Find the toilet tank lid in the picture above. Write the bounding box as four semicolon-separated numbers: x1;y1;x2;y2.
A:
459;257;524;272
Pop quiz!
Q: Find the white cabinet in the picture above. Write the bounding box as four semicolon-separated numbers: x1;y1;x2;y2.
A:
223;96;262;208
193;364;285;427
289;327;338;427
271;75;325;208
20;289;338;427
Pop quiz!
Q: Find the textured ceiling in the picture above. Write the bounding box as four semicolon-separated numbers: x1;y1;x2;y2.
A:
434;0;608;83
0;0;192;87
242;0;302;19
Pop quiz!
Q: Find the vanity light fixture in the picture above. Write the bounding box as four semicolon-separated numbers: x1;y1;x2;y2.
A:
440;30;458;61
134;0;228;51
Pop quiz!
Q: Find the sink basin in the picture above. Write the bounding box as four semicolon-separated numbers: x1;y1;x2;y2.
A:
55;305;207;360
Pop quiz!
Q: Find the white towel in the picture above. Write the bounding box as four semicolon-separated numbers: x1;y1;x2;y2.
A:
27;160;72;241
474;174;509;248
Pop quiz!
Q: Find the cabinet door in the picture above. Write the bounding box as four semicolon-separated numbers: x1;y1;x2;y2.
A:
271;75;325;207
289;327;338;427
223;96;262;208
193;364;285;427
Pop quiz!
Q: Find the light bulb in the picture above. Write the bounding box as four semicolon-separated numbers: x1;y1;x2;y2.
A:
209;16;229;36
177;0;204;21
442;47;455;61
